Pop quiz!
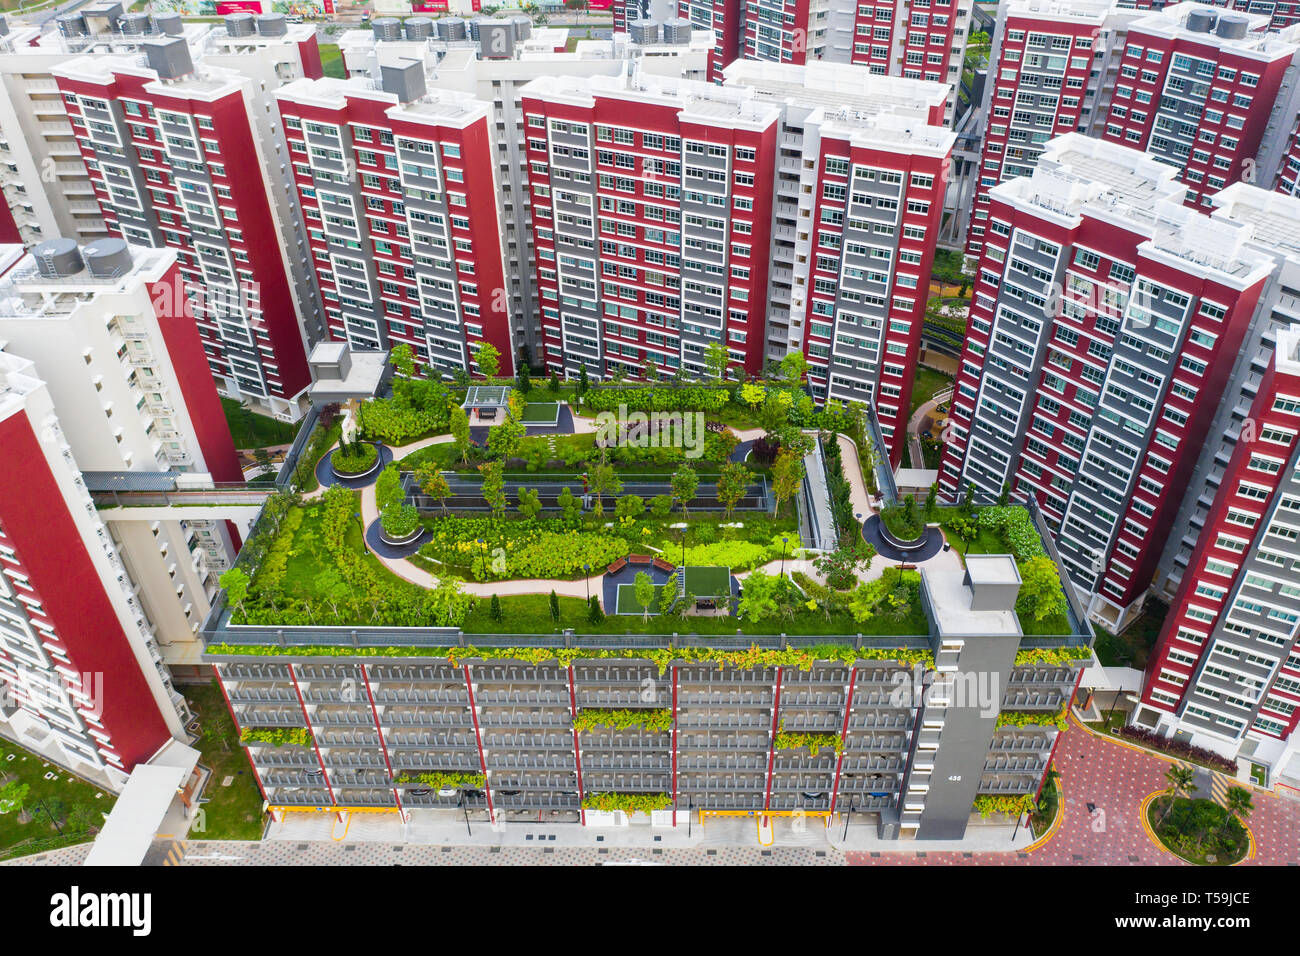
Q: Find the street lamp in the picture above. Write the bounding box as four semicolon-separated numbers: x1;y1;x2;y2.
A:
779;535;789;578
458;790;472;837
842;797;854;841
583;564;591;604
681;528;687;568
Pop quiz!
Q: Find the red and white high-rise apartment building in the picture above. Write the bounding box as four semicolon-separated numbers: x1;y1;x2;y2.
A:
723;60;954;458
0;236;244;789
965;1;1300;257
939;133;1287;631
275;65;518;379
668;0;974;124
42;13;328;421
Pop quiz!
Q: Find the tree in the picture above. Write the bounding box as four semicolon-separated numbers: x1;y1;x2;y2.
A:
778;352;808;386
589;457;623;513
487;413;526;461
517;486;543;520
615;494;645;520
219;567;249;618
1015;556;1068;625
634;571;656;622
0;781;29;815
963;480;977;515
670;464;699;518
489;594;504;623
1160;764;1198;825
703;340;730;381
478;460;507;516
737;571;779;624
771;448;804;517
557;486;581;521
549;589;560;623
578;364;589;396
998;481;1011;507
758;390;792;436
68;804;101;834
587;595;604;624
716;461;752;518
548;370;561;394
813;540;875;590
390;342;415;379
649;494;673;518
924;483;938;520
516;361;531;394
659;572;679;616
450;403;472;464
414;463;452;513
473;341;501;380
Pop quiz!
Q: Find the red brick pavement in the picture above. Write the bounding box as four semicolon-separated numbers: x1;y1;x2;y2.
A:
847;717;1300;866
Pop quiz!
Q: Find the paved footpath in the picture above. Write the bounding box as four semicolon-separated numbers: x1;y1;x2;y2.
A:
849;716;1300;867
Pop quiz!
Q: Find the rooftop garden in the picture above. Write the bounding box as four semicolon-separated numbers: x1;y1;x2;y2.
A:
212;348;1085;655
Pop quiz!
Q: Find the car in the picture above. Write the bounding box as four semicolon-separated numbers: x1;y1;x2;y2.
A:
937;404;949;414
499;789;521;796
360;12;372;22
286;14;303;23
921;429;933;439
409;788;431;796
437;786;458;797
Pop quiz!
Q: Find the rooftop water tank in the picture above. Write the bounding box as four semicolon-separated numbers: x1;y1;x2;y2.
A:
1185;9;1216;32
118;12;152;34
630;19;660;44
224;12;255;37
83;238;133;279
1215;14;1249;39
155;12;184;36
32;239;84;279
404;17;434;40
56;14;88;37
256;13;288;37
509;14;531;41
437;17;467;41
372;17;402;41
662;17;693;43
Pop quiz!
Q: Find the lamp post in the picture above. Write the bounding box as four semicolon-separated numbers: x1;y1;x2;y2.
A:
583;564;591;604
779;535;789;578
458;790;472;837
681;528;687;568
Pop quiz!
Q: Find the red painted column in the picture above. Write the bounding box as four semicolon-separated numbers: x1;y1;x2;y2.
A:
567;665;585;826
670;665;679;827
359;664;402;816
762;666;784;822
462;664;496;822
829;665;858;813
287;663;338;813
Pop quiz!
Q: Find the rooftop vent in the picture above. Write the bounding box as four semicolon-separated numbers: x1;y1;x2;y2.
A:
143;36;194;80
380;58;426;104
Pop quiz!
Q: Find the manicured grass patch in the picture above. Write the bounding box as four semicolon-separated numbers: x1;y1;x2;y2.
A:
684;565;731;597
320;43;346;79
1093;599;1167;668
186;682;266;840
1030;770;1060;839
615;583;666;615
909;366;955;415
1147;796;1248;866
522;402;560;424
221;398;297;450
0;741;115;862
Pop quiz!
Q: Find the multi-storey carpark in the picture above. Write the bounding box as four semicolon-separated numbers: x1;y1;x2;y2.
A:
522;72;777;381
52;44;315;419
1097;6;1300;212
942;135;1278;632
276;72;517;380
1137;324;1300;776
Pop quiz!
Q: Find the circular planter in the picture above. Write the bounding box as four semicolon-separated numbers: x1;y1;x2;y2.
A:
878;521;929;552
379;523;424;548
330;441;382;480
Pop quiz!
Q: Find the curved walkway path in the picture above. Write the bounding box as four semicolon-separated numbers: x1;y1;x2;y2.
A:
861;515;946;563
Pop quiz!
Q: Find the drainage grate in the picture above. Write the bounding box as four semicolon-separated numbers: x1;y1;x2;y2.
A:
297;844;308;851
707;849;717;856
1128;855;1141;862
441;847;452;853
1072;854;1084;861
344;845;357;852
598;848;609;854
1017;852;1029;859
761;850;772;857
654;835;662;842
489;846;501;853
543;847;554;854
916;852;927;858
596;836;604;842
962;852;973;858
393;846;403;852
653;849;663;855
815;851;826;858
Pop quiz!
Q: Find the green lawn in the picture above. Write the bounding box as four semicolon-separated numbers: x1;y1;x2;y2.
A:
0;740;116;862
222;398;298;450
320;43;346;79
1093;599;1168;668
910;366;955;415
615;582;666;615
684;565;731;597
522;402;560;424
186;682;267;841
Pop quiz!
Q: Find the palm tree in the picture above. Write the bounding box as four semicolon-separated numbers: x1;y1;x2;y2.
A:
1159;764;1197;825
1223;785;1253;838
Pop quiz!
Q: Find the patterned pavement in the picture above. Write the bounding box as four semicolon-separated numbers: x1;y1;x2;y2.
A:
847;716;1300;867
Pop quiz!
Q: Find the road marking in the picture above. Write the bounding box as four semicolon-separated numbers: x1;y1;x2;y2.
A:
163;840;187;867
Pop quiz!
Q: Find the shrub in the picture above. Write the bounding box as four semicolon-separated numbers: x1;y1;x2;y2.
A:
649;494;673;518
375;462;405;512
331;441;377;475
582;792;673;814
1117;727;1237;773
381;504;420;539
977;507;1046;561
573;709;672;733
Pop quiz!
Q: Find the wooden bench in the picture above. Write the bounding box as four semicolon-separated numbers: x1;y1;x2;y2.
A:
628;554;653;566
696;598;717;610
606;558;627;575
652;558;675;573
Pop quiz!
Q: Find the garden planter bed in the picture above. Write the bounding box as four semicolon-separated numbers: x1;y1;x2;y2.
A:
380;524;424;547
331;442;382;479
